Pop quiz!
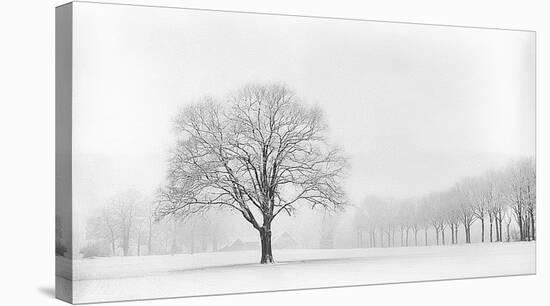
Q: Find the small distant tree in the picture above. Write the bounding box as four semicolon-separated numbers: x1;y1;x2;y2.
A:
358;196;387;248
110;191;143;256
320;211;337;249
396;200;409;247
504;210;513;242
423;193;442;245
353;205;368;248
522;159;536;240
454;182;475;243
465;176;488;243
85;190;146;256
501;158;535;241
86;206;118;255
410;200;421;246
415;197;432;246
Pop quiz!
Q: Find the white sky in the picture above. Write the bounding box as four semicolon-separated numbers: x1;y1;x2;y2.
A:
71;2;535;239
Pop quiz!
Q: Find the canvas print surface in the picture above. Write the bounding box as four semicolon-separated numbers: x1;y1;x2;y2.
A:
55;1;536;304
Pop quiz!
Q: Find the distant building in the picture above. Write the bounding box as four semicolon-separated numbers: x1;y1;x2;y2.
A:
219;238;259;252
273;232;299;249
220;232;299;251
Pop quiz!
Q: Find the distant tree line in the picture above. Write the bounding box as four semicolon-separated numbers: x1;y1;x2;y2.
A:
354;158;535;248
81;157;534;258
82;189;228;258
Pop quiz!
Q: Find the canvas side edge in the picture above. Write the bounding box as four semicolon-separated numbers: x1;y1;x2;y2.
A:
55;2;74;304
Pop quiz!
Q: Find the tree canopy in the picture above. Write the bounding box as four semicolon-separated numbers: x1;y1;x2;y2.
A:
156;83;348;263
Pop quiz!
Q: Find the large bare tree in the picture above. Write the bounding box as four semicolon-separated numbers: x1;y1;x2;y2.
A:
157;84;348;263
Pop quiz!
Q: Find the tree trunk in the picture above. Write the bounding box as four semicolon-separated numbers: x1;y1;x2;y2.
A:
455;225;459;244
495;219;500;242
122;229;130;256
481;218;485;242
137;235;141;256
111;239;116;256
529;210;535;241
464;224;470;243
453;223;458;244
499;218;504;242
259;226;274;264
523;218;530;241
501;219;505;241
424;228;428;246
451;226;454;244
516;205;524;241
450;224;454;244
489;217;493;242
441;227;445;245
171;219;177;255
370;230;374;248
148;219;153;255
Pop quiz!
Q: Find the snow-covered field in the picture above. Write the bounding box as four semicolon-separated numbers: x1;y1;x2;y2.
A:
59;242;535;304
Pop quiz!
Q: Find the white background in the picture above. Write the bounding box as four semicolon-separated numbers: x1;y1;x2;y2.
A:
0;0;546;305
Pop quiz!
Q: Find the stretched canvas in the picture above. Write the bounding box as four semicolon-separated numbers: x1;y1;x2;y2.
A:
56;1;536;304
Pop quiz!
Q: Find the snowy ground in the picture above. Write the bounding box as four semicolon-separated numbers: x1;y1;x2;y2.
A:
59;242;535;304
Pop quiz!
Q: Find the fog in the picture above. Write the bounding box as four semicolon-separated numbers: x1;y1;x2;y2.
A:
67;3;535;256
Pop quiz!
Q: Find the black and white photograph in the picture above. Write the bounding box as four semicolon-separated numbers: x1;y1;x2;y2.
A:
52;1;538;304
0;1;542;306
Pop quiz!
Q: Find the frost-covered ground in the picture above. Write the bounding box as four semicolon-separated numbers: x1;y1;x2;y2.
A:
62;242;535;304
